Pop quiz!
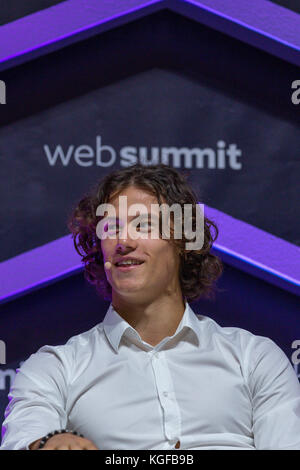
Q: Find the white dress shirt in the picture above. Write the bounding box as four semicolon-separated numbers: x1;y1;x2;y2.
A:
1;301;300;450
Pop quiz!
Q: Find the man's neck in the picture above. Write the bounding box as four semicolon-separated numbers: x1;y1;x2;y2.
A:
111;294;186;347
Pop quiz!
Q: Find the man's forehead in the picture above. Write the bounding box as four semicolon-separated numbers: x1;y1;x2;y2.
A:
103;189;169;222
108;190;159;205
107;192;161;214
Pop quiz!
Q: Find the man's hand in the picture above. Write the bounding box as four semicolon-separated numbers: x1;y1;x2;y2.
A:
29;433;99;450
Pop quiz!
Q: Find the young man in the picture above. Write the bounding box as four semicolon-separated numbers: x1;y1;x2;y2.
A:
1;164;300;450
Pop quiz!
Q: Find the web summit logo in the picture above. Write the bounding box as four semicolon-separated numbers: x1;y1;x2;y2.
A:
0;80;6;104
43;137;242;170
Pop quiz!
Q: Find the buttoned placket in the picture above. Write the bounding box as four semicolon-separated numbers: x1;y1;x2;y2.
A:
149;349;181;449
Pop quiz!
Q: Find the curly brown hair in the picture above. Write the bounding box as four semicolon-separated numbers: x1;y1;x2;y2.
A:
67;163;223;302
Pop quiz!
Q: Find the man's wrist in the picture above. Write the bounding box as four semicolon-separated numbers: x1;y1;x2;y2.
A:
29;438;43;450
36;429;85;449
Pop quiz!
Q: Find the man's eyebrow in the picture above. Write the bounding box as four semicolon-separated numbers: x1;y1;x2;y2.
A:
103;214;159;222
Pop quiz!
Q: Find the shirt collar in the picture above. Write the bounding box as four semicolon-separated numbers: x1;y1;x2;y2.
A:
102;301;201;353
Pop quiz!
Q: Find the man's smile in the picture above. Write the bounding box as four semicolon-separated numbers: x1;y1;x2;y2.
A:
115;262;145;272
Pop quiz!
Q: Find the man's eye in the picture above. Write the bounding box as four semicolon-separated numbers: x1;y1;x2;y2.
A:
137;222;151;230
105;223;119;232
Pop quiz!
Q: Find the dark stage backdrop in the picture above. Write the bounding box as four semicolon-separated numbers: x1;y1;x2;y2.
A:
0;0;299;25
0;0;66;26
269;0;300;14
0;11;299;263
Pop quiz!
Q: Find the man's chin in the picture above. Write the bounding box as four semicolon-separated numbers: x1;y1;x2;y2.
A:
113;283;145;296
112;285;154;303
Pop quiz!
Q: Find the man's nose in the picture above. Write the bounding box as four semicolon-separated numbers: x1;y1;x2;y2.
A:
116;224;138;249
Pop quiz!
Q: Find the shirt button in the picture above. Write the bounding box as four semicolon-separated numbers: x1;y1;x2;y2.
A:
163;391;168;397
175;440;180;449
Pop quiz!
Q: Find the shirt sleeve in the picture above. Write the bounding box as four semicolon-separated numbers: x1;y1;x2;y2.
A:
248;335;300;450
0;344;71;450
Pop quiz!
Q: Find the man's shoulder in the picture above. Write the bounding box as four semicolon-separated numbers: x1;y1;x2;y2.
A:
25;321;105;366
11;321;107;389
193;311;272;350
192;311;285;377
193;311;253;337
65;321;105;348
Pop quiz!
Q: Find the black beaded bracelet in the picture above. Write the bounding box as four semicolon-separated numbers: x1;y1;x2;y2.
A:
38;429;85;449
